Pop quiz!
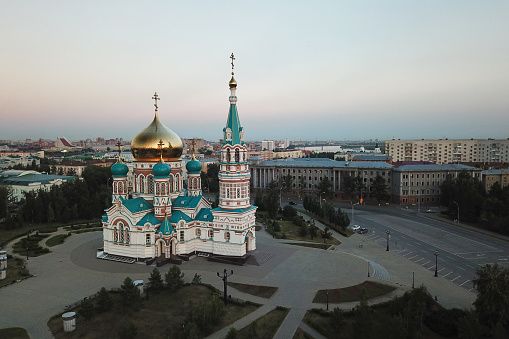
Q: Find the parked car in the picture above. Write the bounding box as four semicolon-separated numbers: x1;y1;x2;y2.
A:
358;227;368;234
349;225;361;231
426;209;436;213
289;201;297;205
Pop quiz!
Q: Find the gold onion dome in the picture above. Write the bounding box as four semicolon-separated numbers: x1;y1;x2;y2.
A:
229;73;237;88
131;112;183;162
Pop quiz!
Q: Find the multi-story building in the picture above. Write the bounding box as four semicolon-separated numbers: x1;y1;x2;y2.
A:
391;164;482;205
385;139;509;164
250;158;393;199
482;169;509;192
261;140;275;152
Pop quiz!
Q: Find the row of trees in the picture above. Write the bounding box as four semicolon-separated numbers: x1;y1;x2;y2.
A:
303;195;350;230
1;165;112;229
441;170;509;234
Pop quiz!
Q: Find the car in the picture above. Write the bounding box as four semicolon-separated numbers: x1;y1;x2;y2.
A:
358;227;368;234
289;201;297;205
350;225;361;231
426;209;436;213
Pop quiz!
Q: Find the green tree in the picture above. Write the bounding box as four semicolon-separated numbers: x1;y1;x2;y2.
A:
330;307;345;332
298;176;306;197
118;316;138;339
96;287;113;313
473;263;509;335
353;289;372;339
317;176;333;197
207;164;219;192
78;297;94;321
263;181;280;219
282;173;293;194
342;175;356;198
148;268;164;291
120;277;142;311
370;175;390;203
192;273;202;284
0;184;13;220
225;327;238;339
165;265;185;291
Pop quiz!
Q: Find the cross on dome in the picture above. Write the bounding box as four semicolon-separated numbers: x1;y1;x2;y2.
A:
230;53;235;72
152;92;160;110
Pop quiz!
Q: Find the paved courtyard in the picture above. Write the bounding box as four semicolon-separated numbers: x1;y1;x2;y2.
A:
0;218;476;339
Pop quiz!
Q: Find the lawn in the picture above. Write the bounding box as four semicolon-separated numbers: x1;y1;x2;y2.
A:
45;234;71;247
0;257;30;288
313;281;396;303
0;327;30;339
227;282;278;298
48;284;260;338
236;306;290;339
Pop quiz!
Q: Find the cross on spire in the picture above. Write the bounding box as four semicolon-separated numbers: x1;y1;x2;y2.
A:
152;92;160;110
191;139;196;154
158;139;165;161
116;141;123;163
230;53;235;71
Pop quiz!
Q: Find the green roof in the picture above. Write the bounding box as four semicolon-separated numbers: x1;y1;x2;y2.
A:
169;210;192;223
158;216;174;235
212;206;257;214
137;213;161;227
223;103;244;146
195;208;214;222
173;196;202;209
121;197;153;213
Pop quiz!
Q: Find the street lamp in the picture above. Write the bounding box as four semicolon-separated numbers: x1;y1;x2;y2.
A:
434;251;439;277
452;201;459;223
367;261;370;277
217;268;233;305
326;290;329;310
386;230;390;251
351;202;359;225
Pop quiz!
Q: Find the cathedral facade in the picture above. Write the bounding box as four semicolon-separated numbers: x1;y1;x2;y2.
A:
101;61;256;261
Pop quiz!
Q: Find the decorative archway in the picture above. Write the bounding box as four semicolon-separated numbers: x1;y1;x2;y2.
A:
155;239;165;257
245;232;254;252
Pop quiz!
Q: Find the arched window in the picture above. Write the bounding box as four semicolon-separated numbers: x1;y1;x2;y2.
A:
156;183;160;195
114;227;118;242
148;175;154;194
120;224;125;243
125;227;130;244
169;176;173;192
140;175;145;193
235;149;240;162
226;149;231;162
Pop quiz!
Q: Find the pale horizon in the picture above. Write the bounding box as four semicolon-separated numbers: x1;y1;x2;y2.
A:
2;1;508;142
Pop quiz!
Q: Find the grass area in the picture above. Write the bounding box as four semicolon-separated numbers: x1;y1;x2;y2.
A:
227;282;278;298
0;257;30;288
298;210;354;237
283;242;335;250
304;287;459;339
45;234;71;247
313;281;396;303
236;306;290;339
292;327;314;339
0;327;30;339
11;233;50;257
48;284;260;338
257;211;340;245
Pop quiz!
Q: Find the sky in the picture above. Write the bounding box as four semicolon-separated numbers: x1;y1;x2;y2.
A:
1;1;508;143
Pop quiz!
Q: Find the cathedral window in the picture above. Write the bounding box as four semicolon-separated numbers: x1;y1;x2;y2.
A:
225;232;230;242
156;183;160;195
114;227;118;242
196;229;201;237
227;149;231;162
169;176;173;192
237;188;240;198
146;234;151;245
227;188;230;198
148;175;154;194
235;149;240;162
120;224;125;243
125;227;130;244
140;175;145;193
180;231;185;241
208;230;213;238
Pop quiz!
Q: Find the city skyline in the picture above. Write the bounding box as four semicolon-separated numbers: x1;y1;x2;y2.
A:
2;1;508;142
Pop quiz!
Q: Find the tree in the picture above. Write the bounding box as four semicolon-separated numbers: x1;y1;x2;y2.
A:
370;175;390;203
342;175;356;198
309;222;318;240
282;205;297;218
192;273;202;284
96;287;113;313
298;176;306;197
330;307;345;332
263;181;280;219
473;263;509;335
317;177;333;197
353;289;372;339
118;316;138;339
148;268;164;291
0;184;13;220
282;173;293;194
165;265;185;291
78;297;94;321
225;327;238;339
120;277;142;311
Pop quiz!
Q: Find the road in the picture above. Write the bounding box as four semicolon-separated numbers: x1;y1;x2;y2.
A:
287;199;509;292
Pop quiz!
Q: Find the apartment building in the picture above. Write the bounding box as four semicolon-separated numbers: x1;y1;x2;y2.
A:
482;169;509;192
385;139;509;164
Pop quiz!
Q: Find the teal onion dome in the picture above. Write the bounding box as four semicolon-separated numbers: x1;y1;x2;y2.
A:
111;162;129;177
153;162;171;177
186;157;202;174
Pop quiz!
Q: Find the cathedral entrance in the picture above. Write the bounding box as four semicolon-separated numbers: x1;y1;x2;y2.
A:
245;232;254;252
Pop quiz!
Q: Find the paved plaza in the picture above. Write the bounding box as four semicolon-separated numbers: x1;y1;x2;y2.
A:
0;216;476;339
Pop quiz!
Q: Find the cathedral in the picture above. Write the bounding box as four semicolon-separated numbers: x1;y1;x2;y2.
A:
101;57;256;262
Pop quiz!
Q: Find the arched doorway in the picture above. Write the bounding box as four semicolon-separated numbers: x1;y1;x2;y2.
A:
155;240;165;258
245;232;254;252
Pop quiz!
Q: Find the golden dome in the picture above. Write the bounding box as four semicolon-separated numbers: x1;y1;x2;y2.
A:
229;72;237;88
131;111;183;162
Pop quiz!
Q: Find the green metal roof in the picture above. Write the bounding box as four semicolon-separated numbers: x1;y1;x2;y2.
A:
173;196;202;209
158;216;174;235
223;103;244;146
169;210;192;223
121;197;153;213
195;208;214;222
211;206;257;213
137;213;161;226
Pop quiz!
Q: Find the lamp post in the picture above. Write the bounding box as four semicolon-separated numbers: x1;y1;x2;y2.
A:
367;261;370;277
217;268;233;305
412;272;415;288
386;230;390;251
326;290;329;310
434;251;439;277
351;202;359;226
452;201;459;223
